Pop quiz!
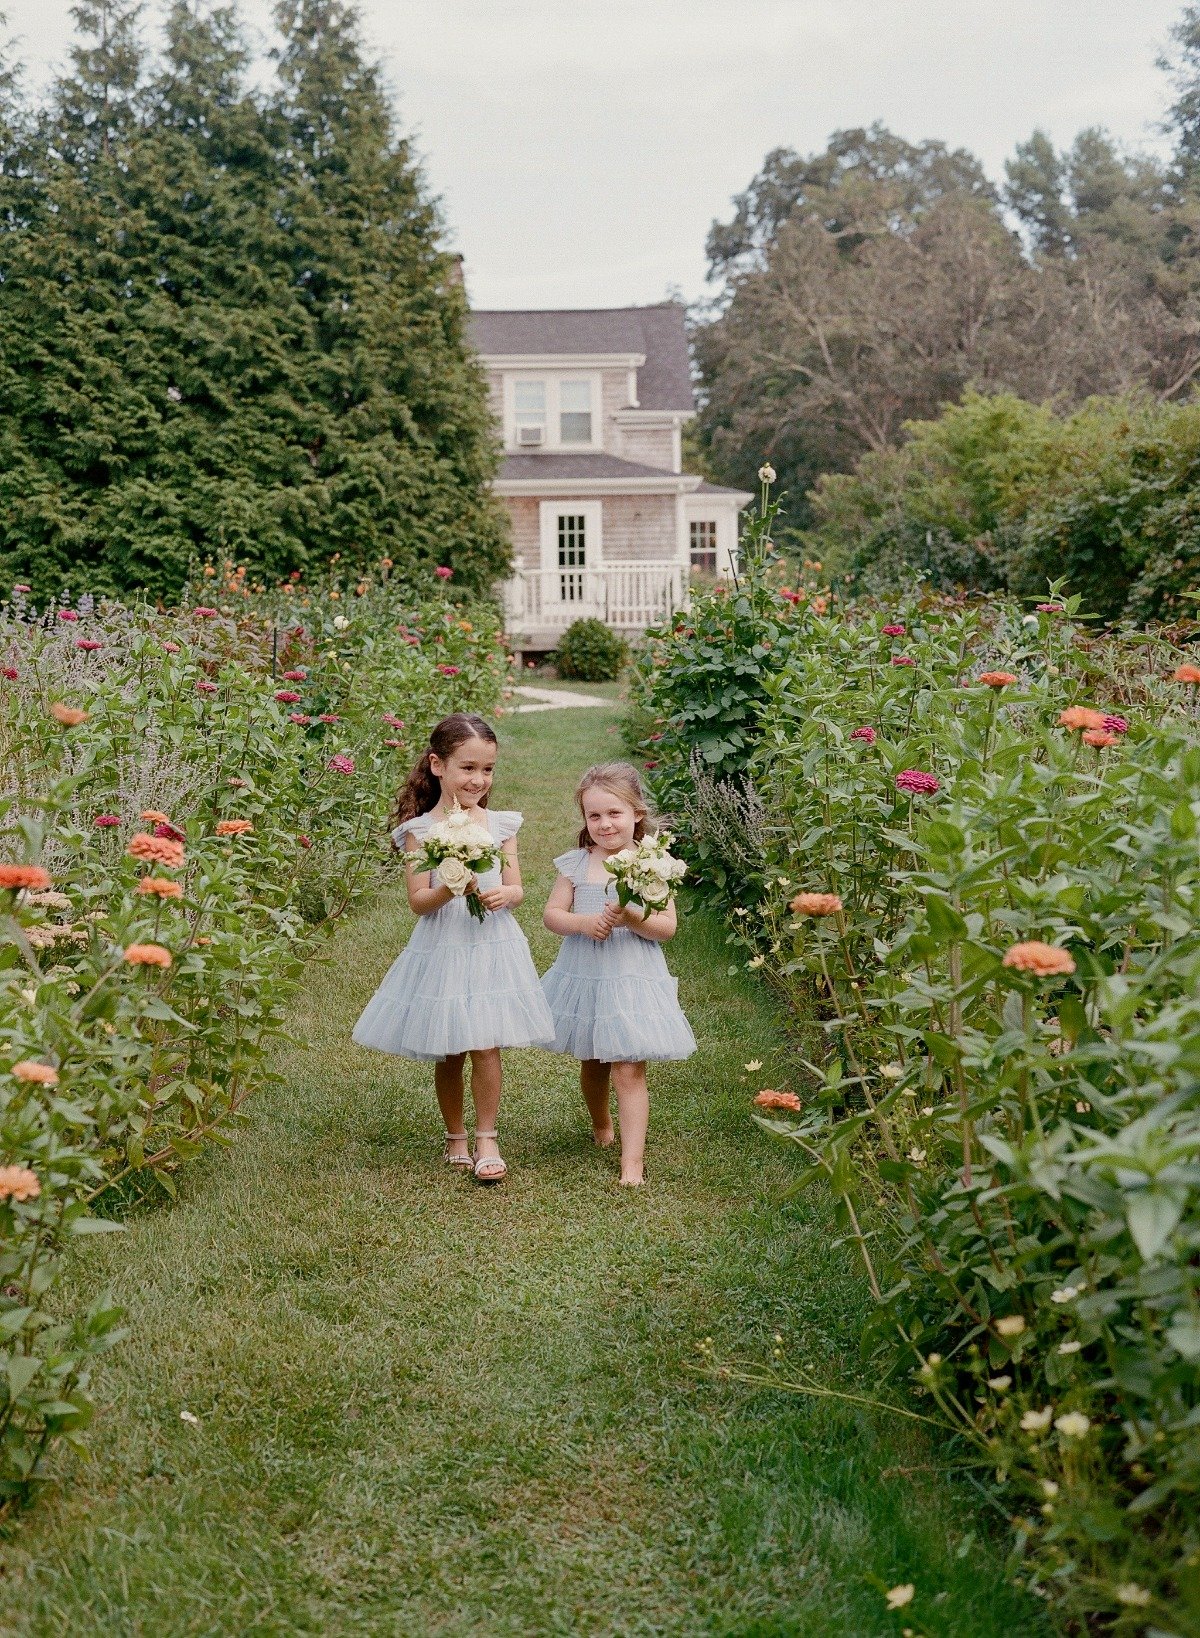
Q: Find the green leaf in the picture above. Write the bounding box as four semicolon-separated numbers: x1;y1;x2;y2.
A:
5;1354;40;1398
1125;1188;1185;1261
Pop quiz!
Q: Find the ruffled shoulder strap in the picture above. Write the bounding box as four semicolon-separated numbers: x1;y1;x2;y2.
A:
391;811;435;848
490;809;523;843
552;847;589;881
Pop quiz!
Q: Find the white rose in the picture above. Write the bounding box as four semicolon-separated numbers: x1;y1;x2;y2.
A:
640;880;670;907
608;848;636;867
645;855;674;881
444;807;473;830
667;856;687;880
332;615;350;631
437;857;472;896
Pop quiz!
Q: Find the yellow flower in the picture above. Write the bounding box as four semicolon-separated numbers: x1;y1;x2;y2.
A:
884;1584;914;1610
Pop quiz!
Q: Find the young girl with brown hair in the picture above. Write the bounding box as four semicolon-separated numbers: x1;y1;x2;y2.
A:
541;762;695;1186
352;713;554;1182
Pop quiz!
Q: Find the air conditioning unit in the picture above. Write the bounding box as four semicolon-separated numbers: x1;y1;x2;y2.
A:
517;425;544;447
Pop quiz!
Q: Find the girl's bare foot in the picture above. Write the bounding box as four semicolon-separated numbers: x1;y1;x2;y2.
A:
619;1167;644;1187
592;1124;615;1147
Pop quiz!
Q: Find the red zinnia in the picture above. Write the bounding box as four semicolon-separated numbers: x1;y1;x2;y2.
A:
895;769;940;795
1102;714;1129;734
1;667;16;680
882;623;906;637
192;607;218;619
850;726;876;744
56;609;79;623
282;669;307;681
274;690;301;704
437;665;460;677
93;815;120;828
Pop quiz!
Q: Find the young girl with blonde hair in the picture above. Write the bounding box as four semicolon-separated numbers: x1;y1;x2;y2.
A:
541;762;695;1185
352;712;554;1182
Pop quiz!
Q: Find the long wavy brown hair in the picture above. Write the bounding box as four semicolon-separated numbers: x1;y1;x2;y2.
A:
575;761;656;848
389;713;499;835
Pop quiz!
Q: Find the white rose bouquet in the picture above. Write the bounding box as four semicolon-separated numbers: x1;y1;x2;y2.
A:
603;831;687;920
415;803;501;922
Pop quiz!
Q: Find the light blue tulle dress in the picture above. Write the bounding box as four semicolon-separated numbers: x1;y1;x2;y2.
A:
352;809;555;1061
541;847;696;1063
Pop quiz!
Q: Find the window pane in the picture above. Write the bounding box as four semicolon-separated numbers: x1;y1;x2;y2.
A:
515;380;546;413
560;411;592;443
690;519;718;573
557;512;586;601
560;381;590;412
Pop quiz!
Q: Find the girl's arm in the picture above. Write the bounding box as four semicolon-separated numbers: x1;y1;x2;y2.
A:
610;899;678;943
543;873;612;941
403;832;462;916
478;836;523;912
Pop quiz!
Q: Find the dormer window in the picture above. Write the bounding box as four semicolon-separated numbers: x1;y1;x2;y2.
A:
559;380;593;444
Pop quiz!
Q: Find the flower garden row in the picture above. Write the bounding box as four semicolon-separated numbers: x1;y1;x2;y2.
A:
0;570;506;1503
629;493;1200;1630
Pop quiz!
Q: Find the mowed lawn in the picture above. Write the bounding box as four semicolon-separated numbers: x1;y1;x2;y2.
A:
0;690;1051;1637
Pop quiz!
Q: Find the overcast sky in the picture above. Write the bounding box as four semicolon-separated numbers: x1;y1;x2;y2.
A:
1;0;1188;309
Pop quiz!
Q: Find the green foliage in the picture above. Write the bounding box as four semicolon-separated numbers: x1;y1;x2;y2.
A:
0;0;509;602
632;554;1200;1626
0;572;503;1500
552;617;628;682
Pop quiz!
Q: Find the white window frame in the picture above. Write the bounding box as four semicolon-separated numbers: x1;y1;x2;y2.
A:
539;500;603;576
689;517;720;573
505;374;602;452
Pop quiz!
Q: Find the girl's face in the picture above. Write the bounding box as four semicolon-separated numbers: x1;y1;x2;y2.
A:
431;735;496;808
582;785;640;852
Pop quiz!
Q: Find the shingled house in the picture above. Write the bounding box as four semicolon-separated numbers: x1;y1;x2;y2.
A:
468;303;751;653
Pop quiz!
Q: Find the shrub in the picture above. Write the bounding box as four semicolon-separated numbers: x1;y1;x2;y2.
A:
0;567;505;1502
553;617;628;682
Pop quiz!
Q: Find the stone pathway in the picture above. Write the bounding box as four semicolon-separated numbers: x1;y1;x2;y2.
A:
507;684;610;713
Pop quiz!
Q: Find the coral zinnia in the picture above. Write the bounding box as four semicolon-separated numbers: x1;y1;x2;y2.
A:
192;606;218;618
162;641;180;654
327;754;355;774
1058;706;1106;731
274;690;301;704
127;833;185;869
0;865;52;892
382;713;405;727
140;809;171;825
288;713;310;725
1002;941;1076;976
882;623;905;637
124;943;172;968
50;703;89;726
754;1089;803;1111
979;670;1017;688
890;655;914;667
1172;663;1200;684
0;1166;40;1202
10;1061;58;1085
215;819;253;836
895;769;940;795
850;725;876;744
137;877;184;898
1082;729;1117;748
790;892;843;916
196;679;218;694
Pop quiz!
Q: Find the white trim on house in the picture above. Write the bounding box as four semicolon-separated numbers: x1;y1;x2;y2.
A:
684;491;746;578
496;474;704;497
537;500;606;623
478;351;645;372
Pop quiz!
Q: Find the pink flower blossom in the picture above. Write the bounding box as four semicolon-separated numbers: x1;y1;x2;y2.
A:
1102;714;1129;734
196;679;218;694
282;669;307;681
434;566;453;580
154;820;186;842
57;609;79;622
319;712;340;724
192;606;218;619
382;713;405;727
274;690;301;704
298;834;312;849
891;655;915;667
895;769;940;796
882;623;905;637
405;636;420;646
1;666;17;680
75;639;102;651
162;641;180;654
289;712;310;725
437;664;460;677
12;584;30;594
328;754;355;775
1036;602;1064;613
384;737;404;747
94;814;120;828
850;725;877;744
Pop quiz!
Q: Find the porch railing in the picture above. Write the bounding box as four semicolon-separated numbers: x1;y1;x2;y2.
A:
503;561;686;634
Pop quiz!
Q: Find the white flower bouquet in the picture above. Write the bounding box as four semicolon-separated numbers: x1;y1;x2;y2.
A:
415;803;501;921
603;831;687;919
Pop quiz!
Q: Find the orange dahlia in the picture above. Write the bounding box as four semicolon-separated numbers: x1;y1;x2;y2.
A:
790;892;844;917
136;877;184;899
1058;707;1107;732
124;943;172;968
1002;941;1076;977
0;865;51;892
0;1166;40;1202
10;1061;58;1085
127;834;185;869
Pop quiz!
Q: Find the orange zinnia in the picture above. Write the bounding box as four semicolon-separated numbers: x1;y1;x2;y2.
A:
136;877;184;898
0;865;51;892
1172;663;1200;684
1002;941;1076;977
215;819;253;836
10;1061;58;1085
1058;707;1106;732
754;1088;803;1112
140;809;171;824
0;1166;40;1202
127;833;185;869
50;703;89;727
979;670;1017;688
790;892;844;917
124;942;172;968
1082;729;1117;748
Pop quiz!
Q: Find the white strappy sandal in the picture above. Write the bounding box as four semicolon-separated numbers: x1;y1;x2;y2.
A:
443;1130;473;1170
472;1129;507;1184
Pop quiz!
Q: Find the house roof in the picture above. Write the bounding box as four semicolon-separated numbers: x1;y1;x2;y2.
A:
469;303;694;413
693;479;754;499
496;452;692;485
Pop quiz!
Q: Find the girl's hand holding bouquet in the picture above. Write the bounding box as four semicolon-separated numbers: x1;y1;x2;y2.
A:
416;803;501;922
603;832;687;921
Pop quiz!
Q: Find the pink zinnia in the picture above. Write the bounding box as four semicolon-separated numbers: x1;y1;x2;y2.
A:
384;737;403;747
196;679;218;694
895;769;940;796
162;641;180;654
274;690;301;704
57;609;79;622
298;834;312;849
405;635;420;646
289;712;310;725
435;566;453;580
154;820;186;842
382;713;405;727
437;665;460;677
12;584;30;594
850;726;876;744
94;814;120;828
1036;602;1064;613
282;669;307;681
891;655;915;668
328;754;355;775
882;623;905;637
1102;714;1129;734
75;639;102;651
193;606;218;618
1;666;16;680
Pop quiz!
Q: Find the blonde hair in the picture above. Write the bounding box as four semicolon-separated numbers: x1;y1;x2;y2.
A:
575;762;656;848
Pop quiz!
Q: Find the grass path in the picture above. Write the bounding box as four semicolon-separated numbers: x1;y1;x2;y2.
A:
1;693;1051;1636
